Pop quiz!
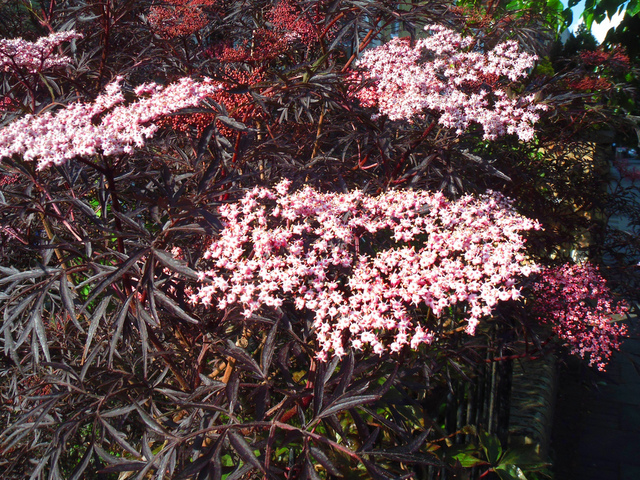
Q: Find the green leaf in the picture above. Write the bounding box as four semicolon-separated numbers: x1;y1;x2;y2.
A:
452;452;486;468
479;431;502;465
500;447;548;470
495;464;528;480
506;0;525;10
628;0;640;16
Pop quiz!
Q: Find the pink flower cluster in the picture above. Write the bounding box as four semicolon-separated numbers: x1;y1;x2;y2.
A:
0;31;82;74
532;263;628;371
0;76;222;169
355;25;547;141
266;0;318;46
192;181;540;360
147;0;218;39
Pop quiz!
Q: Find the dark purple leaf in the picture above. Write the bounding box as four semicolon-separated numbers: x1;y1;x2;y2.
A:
68;442;93;480
228;430;265;473
153;289;199;324
31;291;50;363
82;296;111;363
225;463;254;480
361;458;396;480
97;462;146;473
59;273;84;333
223;340;264;379
261;320;279;375
227;370;240;415
319;395;379;419
99;417;142;458
153;248;200;280
80;249;148;313
108;293;134;366
133;402;173;438
309;446;342;477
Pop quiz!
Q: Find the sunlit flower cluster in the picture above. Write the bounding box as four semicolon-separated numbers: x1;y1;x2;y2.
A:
0;76;222;169
192;180;540;360
207;0;319;65
355;25;547;141
159;66;265;137
0;30;81;75
148;0;218;38
0;97;16;112
565;76;612;92
266;0;319;46
210;29;295;64
532;262;628;371
580;46;630;72
0;171;19;186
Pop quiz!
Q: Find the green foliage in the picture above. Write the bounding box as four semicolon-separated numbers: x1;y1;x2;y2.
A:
445;430;551;479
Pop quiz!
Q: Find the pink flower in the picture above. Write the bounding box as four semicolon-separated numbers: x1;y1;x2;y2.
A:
0;77;222;169
532;262;628;370
0;31;82;75
353;25;547;141
193;182;540;359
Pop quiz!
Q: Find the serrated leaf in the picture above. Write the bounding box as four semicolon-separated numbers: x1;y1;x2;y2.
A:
225;463;254;480
68;442;93;480
359;426;380;452
133;402;173;438
319;394;379;419
94;444;138;465
31;292;50;363
137;309;149;378
82;296;111;363
334;351;354;398
323;355;341;386
370;451;439;465
100;405;136;418
261;320;279;375
254;384;269;421
305;459;322;480
153;248;200;280
155;445;176;479
216;115;248;132
309;446;342;476
228;430;265;472
313;364;326;419
227;370;240;414
108;294;134;366
0;269;52;286
80;341;103;382
80;249;148;313
389;430;429;454
174;432;226;480
97;462;146;474
59;274;84;333
196;121;217;167
224;340;264;378
2;291;37;330
99;417;142;458
361;458;395;480
153;290;199;324
112;210;149;236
